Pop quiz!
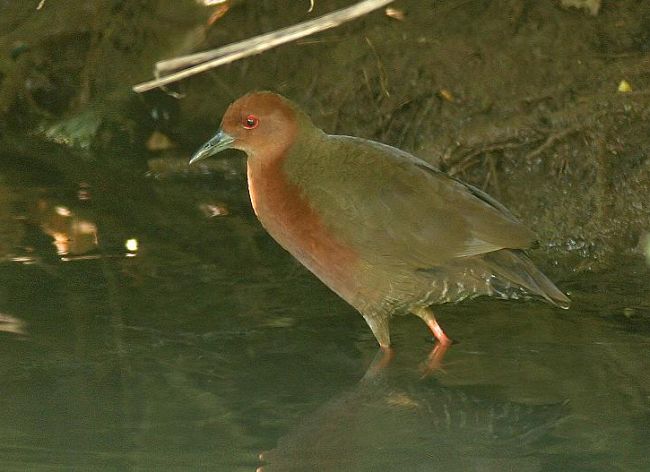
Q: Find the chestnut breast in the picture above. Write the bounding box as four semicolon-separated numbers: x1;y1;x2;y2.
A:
246;154;360;302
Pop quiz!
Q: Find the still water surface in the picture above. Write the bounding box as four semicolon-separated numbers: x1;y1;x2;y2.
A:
0;163;649;471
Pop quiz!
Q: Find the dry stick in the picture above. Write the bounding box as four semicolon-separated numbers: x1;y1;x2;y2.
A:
364;36;390;98
448;141;524;176
524;127;578;162
154;0;392;75
133;0;394;93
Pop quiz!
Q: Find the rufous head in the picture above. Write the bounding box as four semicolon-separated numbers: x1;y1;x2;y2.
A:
189;91;315;164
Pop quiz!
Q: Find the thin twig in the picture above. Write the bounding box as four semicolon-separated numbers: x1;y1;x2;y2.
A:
448;141;525;176
133;0;394;93
524;127;577;162
365;36;390;97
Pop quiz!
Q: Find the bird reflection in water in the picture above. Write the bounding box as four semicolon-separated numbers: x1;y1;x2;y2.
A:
256;351;566;472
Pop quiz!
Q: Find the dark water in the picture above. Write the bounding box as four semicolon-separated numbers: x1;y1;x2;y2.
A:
0;162;649;472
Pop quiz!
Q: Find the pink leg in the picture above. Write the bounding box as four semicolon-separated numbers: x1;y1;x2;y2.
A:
425;317;452;346
411;307;453;373
412;306;452;345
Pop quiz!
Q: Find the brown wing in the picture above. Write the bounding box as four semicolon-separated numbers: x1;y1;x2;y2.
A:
297;135;536;269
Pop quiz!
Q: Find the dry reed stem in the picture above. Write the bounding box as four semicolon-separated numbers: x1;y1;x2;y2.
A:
133;0;394;93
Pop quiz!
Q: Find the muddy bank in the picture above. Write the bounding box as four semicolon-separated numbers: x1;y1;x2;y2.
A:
1;0;649;274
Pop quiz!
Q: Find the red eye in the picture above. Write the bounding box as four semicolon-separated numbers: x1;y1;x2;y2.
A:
243;114;259;129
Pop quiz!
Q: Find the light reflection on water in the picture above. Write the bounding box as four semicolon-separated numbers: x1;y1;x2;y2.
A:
0;170;649;471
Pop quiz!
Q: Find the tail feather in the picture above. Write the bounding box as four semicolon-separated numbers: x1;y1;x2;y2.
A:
482;249;570;309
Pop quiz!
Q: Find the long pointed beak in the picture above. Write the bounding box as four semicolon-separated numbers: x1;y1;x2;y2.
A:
189;130;236;165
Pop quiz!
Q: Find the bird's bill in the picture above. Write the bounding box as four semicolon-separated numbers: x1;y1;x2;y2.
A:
189;129;235;164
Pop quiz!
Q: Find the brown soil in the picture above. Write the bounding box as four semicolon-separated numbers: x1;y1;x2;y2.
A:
1;0;649;274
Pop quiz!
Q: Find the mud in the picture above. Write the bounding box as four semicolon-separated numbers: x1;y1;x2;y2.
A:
1;0;649;274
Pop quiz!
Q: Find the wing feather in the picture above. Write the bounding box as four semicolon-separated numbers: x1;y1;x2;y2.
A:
288;135;536;268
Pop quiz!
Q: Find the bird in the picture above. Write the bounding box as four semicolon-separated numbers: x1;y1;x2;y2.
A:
190;91;569;356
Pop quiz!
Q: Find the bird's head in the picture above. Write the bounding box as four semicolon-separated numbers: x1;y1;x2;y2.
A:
190;91;315;164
